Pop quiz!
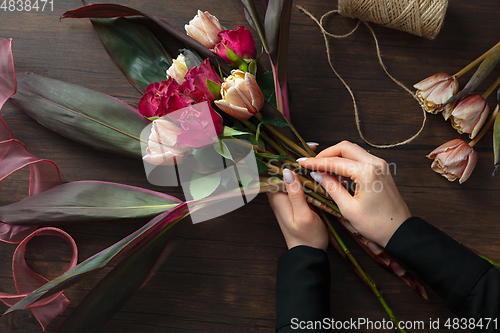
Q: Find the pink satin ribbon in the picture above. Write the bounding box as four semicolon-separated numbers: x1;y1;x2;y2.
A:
1;38;77;329
0;227;78;330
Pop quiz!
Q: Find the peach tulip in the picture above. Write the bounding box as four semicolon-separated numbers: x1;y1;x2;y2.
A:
214;70;264;120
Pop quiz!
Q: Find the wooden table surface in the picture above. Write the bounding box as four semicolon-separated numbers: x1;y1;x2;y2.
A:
1;0;500;332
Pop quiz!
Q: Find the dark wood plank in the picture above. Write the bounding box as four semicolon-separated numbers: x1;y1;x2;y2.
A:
1;0;500;332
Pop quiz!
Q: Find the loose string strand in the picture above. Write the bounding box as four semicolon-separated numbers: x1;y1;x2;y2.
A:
298;5;427;149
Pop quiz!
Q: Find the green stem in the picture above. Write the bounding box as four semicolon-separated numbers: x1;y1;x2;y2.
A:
306;190;341;214
319;211;405;333
241;119;288;156
454;41;500;78
254;113;312;157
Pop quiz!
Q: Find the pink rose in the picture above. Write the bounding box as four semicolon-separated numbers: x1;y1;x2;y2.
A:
169;101;222;148
138;78;190;118
179;59;222;102
213;26;257;63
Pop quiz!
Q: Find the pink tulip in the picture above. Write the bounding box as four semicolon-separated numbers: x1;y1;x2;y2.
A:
213;26;257;63
214;70;264;120
185;10;223;49
444;93;489;139
143;119;189;166
426;139;478;183
414;73;459;114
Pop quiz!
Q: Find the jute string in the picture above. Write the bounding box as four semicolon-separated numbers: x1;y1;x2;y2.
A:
339;0;448;39
297;4;445;148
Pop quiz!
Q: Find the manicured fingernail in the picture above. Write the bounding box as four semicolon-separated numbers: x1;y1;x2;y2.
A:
310;172;323;184
306;142;319;147
283;169;294;184
296;157;308;162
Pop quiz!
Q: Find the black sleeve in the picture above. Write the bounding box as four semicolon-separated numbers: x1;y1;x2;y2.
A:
386;217;500;332
276;245;330;332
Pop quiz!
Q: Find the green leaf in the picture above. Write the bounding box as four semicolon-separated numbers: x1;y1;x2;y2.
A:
256;158;271;174
237;170;255;188
192;146;225;169
148;116;160;121
255;116;289;142
0;181;181;225
91;17;172;93
443;44;500;108
4;205;188;316
248;59;257;76
493;90;500;170
240;0;269;52
222;126;250;137
264;0;284;63
256;152;288;159
189;172;222;200
10;73;150;159
206;78;221;100
214;140;234;161
182;48;203;69
57;219;179;333
257;71;277;107
261;116;289;127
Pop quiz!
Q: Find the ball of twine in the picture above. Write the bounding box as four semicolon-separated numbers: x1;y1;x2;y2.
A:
338;0;448;39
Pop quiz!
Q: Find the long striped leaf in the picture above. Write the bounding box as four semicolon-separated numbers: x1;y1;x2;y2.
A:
57;217;179;332
4;204;187;315
10;73;150;159
0;181;181;225
90;17;172;93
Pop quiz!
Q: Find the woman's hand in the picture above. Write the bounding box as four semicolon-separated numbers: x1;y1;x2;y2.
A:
267;169;329;251
298;141;411;247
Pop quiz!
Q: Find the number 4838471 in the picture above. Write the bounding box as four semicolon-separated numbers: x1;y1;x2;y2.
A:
1;0;53;11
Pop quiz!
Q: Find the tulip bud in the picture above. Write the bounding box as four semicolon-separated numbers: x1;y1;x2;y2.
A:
185;10;223;49
214;70;264;120
414;73;459;114
166;54;189;84
143;119;189;166
426;139;477;183
445;93;489;139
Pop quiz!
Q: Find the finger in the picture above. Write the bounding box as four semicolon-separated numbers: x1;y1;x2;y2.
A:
306;142;319;152
309;171;354;210
267;191;293;223
316;140;376;163
298;157;365;182
282;169;314;218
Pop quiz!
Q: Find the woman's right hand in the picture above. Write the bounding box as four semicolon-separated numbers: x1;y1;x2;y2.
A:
298;141;411;247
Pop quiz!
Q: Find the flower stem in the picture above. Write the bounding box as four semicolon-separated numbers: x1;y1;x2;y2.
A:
318;211;405;333
266;163;330;198
469;104;499;147
241;119;288;156
482;75;500;99
454;41;500;78
254;113;314;157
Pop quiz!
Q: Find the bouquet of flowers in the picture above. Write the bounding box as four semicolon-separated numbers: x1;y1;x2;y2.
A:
0;1;470;332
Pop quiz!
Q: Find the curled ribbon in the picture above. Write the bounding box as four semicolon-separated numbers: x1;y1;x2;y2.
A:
0;38;62;244
1;38;75;329
0;227;78;330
